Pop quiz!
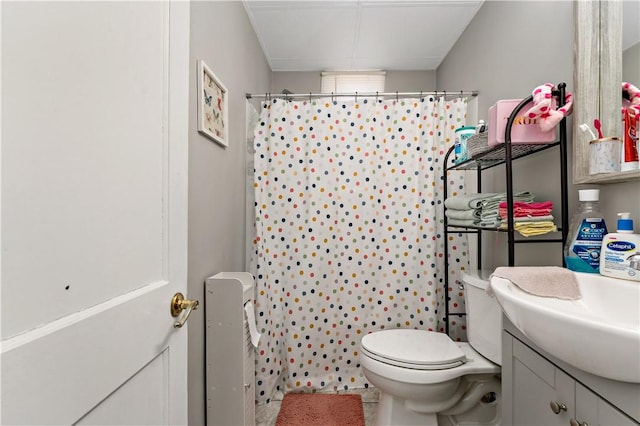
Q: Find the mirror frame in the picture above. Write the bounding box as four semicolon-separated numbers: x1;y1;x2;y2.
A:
573;1;640;184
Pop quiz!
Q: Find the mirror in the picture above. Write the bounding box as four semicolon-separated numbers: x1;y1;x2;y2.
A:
573;1;640;184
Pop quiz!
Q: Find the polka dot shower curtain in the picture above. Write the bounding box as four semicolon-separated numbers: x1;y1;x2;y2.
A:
251;96;469;402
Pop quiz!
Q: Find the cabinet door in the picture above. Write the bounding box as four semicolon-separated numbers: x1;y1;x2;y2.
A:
575;383;639;426
511;338;575;426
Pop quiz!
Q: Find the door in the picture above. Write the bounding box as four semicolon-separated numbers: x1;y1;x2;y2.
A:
1;1;190;424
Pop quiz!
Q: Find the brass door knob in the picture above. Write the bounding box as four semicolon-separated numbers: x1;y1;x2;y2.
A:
170;292;199;328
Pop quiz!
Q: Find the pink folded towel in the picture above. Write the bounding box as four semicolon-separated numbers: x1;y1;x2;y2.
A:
499;207;553;219
489;266;581;300
498;201;554;209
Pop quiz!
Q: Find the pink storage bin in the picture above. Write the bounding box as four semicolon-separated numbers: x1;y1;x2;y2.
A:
488;99;557;147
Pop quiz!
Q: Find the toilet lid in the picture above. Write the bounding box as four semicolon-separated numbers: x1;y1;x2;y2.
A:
361;329;466;370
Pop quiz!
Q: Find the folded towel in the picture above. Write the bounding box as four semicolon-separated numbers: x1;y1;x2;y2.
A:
500;207;553;218
489;266;581;300
515;221;557;236
482;191;535;211
499;221;558;236
444;193;501;210
498;201;553;210
447;218;479;227
501;215;555;223
479;217;502;228
480;209;500;221
445;208;481;221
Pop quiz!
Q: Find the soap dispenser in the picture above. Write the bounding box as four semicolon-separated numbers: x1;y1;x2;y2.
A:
599;213;640;282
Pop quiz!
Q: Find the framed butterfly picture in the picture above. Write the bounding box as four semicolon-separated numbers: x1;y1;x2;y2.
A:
197;60;228;147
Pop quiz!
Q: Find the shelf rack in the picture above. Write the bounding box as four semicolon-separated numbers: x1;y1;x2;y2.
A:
442;83;569;335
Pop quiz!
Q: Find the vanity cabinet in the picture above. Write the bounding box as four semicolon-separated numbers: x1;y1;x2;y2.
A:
503;320;640;426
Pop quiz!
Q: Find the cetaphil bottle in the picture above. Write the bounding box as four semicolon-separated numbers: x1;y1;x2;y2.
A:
564;189;608;273
599;213;640;281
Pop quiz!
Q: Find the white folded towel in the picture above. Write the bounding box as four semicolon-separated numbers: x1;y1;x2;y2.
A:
444;193;501;210
445;208;481;221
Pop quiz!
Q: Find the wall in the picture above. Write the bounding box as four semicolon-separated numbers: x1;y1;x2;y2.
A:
623;42;640;83
270;70;437;93
189;2;271;425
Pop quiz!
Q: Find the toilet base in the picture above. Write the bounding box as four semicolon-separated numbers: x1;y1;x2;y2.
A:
373;375;501;426
437;393;500;426
375;392;438;426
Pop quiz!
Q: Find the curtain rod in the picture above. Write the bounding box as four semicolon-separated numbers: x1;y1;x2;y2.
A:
246;90;478;101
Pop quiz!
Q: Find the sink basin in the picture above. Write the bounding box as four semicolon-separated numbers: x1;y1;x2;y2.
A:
490;271;640;383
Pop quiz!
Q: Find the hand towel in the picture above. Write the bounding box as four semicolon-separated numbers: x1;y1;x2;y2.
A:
447;218;479;227
489;266;581;300
513;221;557;236
498;201;553;210
445;208;481;221
444;193;501;210
481;191;535;211
501;215;555;223
500;207;553;219
480;209;500;221
479;217;502;228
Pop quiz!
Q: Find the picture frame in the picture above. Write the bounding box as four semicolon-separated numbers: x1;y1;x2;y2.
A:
197;60;228;147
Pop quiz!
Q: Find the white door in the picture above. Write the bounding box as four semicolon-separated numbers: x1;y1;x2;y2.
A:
1;1;190;424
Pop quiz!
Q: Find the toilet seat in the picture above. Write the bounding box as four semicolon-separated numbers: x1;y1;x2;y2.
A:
360;339;500;385
360;329;466;370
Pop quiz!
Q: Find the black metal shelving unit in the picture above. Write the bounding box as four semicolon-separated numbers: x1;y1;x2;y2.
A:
442;82;569;335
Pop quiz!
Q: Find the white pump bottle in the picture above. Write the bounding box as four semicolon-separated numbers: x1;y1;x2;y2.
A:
599;213;640;282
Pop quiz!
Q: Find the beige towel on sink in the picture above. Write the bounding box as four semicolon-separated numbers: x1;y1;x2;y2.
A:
489;266;582;300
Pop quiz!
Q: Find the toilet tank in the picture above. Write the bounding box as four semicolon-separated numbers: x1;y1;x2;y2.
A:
462;270;502;365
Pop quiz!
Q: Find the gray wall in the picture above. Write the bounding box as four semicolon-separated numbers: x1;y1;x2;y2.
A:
623;42;640;84
438;0;639;269
188;2;270;425
271;70;437;93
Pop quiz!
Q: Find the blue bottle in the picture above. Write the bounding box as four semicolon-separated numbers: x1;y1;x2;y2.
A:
564;189;608;273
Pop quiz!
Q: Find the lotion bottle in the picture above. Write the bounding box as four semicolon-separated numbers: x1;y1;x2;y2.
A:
599;213;640;282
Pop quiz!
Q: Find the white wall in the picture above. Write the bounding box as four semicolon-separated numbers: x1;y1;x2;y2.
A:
188;2;271;425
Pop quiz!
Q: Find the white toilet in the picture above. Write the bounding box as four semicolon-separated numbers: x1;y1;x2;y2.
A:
360;271;502;426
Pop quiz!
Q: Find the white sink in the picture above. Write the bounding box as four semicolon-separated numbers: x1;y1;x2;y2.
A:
490;272;640;383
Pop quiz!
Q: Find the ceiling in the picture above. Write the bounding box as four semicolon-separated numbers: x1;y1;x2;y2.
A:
242;1;484;72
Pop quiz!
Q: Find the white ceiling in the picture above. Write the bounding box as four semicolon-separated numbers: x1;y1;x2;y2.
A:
242;0;484;72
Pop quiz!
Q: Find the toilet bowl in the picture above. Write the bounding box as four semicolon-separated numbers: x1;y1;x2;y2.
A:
359;270;502;426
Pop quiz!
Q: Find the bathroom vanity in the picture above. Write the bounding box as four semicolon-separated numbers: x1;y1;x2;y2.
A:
502;318;640;425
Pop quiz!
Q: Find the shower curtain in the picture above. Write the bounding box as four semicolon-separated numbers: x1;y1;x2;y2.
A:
250;96;469;402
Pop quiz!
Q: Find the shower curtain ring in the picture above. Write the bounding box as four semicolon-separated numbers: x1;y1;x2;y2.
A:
420;90;423;101
444;90;447;99
376;91;379;102
331;92;334;103
309;92;312;102
396;91;398;101
355;91;358;102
